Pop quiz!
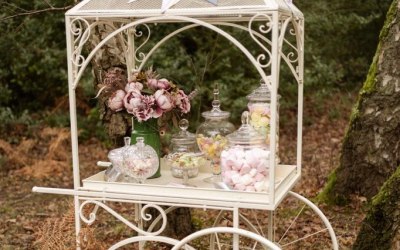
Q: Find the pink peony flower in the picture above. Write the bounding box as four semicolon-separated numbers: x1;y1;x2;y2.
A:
147;78;171;90
133;95;156;122
125;82;143;92
175;90;191;114
108;90;126;112
124;89;143;114
153;89;174;118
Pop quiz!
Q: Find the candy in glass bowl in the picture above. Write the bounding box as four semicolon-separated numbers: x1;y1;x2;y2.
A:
196;87;235;183
166;119;206;186
221;111;270;192
122;137;159;183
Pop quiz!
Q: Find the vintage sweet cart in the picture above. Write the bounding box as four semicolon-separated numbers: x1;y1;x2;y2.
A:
33;0;339;249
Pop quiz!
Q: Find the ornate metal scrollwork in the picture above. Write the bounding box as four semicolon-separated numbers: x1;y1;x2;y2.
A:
70;18;91;68
133;24;151;63
248;14;273;69
277;15;304;82
79;200;168;236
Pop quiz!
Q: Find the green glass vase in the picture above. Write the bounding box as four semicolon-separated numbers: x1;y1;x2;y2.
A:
131;118;161;178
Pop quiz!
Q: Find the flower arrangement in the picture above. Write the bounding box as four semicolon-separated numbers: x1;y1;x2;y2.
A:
100;67;196;122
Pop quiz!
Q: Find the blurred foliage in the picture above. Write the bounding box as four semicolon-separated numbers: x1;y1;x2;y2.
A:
0;0;392;135
0;0;74;113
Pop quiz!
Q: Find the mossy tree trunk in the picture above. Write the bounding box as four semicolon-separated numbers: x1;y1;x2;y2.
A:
88;24;194;238
320;0;400;203
353;166;400;249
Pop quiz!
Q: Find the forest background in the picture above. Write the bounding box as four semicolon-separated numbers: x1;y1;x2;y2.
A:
0;0;394;249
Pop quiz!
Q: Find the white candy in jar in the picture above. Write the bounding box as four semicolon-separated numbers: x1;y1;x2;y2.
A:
221;146;270;192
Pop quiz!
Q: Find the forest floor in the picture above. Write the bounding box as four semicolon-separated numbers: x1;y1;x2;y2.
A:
0;90;367;249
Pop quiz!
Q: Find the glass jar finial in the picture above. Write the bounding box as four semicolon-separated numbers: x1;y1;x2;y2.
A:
241;111;250;125
211;86;221;111
179;119;189;131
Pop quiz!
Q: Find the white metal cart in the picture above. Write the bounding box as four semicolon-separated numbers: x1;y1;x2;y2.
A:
33;0;339;249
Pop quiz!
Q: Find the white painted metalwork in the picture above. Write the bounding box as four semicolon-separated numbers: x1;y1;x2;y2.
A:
31;1;339;249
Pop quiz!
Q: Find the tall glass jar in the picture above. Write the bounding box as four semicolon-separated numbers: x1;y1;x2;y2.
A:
247;78;280;162
221;111;270;192
166;119;206;186
196;87;235;183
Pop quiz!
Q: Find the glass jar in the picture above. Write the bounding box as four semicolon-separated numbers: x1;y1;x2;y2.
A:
106;137;131;182
221;111;270;192
247;78;280;162
122;137;159;183
196;87;235;183
166;119;206;184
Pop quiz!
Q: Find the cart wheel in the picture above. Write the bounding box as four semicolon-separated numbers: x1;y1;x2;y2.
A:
209;191;338;250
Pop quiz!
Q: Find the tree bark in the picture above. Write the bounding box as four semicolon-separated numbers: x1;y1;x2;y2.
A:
353;166;400;249
319;0;400;203
88;23;194;238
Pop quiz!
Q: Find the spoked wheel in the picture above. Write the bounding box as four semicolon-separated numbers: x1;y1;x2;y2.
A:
209;191;338;250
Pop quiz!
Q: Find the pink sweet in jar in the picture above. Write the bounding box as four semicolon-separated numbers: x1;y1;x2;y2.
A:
220;111;270;192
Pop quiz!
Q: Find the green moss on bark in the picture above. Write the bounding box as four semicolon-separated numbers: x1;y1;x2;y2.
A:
316;169;348;205
353;166;400;249
318;0;399;205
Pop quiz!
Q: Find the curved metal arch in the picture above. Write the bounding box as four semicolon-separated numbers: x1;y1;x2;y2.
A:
108;235;195;250
171;227;281;250
288;191;338;250
70;15;271;90
136;21;302;85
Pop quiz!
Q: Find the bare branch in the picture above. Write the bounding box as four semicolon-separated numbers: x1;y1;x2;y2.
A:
42;0;55;8
0;5;72;22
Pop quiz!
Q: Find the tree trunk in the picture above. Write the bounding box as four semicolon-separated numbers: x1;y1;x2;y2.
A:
353;165;400;249
319;0;400;203
88;23;194;238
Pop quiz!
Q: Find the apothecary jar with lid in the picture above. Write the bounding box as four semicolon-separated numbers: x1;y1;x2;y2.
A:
196;87;235;183
221;111;270;192
166;119;206;181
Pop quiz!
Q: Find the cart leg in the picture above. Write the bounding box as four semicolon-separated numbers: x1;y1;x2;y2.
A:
135;203;144;250
74;195;81;250
268;210;274;242
233;207;239;250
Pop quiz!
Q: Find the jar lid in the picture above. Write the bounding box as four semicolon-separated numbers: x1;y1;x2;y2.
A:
227;111;265;145
108;137;131;160
171;119;196;145
202;87;230;119
247;78;272;102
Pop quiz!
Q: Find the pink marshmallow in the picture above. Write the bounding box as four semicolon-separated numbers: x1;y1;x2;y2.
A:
255;173;265;182
234;183;246;191
239;164;251;175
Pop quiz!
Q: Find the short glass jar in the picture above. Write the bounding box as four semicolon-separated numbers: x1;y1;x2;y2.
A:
196;88;235;183
106;137;131;182
122;137;159;183
166;119;206;183
221;111;270;192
